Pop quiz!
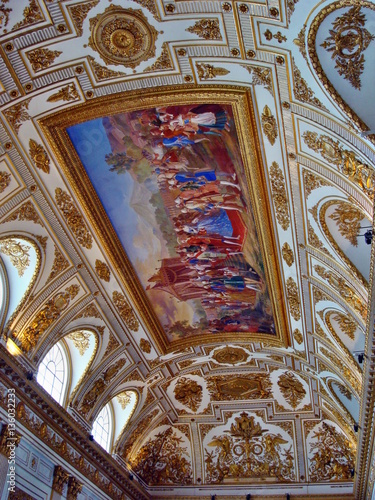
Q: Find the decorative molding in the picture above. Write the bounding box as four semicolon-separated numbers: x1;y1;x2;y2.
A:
52;465;69;495
174;377;203;412
0;239;30;277
281;242;294;267
113;291;139;331
12;0;43;30
67;331;91;356
3;99;31;133
69;0;100;37
269;162;290;230
0;171;11;193
144;42;173;72
261;105;278;145
2;201;42;226
196;62;230;80
242;65;273;95
286;277;301;321
292;59;327;110
95;259;110;282
29;139;50;174
277;371;306;408
26;48;62;72
186;19;222;40
47;84;79;103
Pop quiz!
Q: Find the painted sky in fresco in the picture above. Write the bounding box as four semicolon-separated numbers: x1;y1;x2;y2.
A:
67;104;275;341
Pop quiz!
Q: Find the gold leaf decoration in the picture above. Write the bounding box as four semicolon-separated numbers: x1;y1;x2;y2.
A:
3;99;31;133
47;84;79;103
55;188;93;249
261;105;278;145
277;371;306;408
269;162;290;230
113;291;139;331
19;285;80;352
212;346;248;365
320;346;361;395
293;25;307;60
335;381;352;401
196;62;230;80
0;171;11;193
205;412;295;483
292;59;327;110
73;303;100;320
174;377;203;412
29;139;50;173
26;48;62;72
286;277;301;321
140;338;151;353
103;332;120;358
117;391;131;409
144;42;173;72
331;312;357;340
13;0;43;30
242;65;273;95
293;328;303;344
67;331;91;356
302;130;375;200
0;2;12;29
131;427;192;485
307;221;330;255
47;246;69;281
314;265;366;320
328;201;364;247
95;259;110;282
308;422;355;481
207;374;272;401
321;6;374;90
69;0;99;37
88;56;125;81
0;239;30;276
303;170;331;198
122;409;159;460
2;201;42;226
281;242;294;267
186;19;222;40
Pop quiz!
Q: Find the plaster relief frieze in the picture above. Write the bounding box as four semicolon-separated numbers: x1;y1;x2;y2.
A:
286;277;301;321
29;139;50;174
212;346;248;365
95;259;110;282
0;238;30;276
207;374;272;401
321;6;374;90
112;291;139;331
328;311;358;341
186;19;222;40
204;412;295;483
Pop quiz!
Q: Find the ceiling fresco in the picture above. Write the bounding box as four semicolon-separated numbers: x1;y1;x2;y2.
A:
0;0;375;499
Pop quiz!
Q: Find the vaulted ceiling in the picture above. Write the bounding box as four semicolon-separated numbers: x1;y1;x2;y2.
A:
0;0;375;498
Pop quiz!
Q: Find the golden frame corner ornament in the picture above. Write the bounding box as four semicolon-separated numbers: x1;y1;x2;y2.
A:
39;85;289;353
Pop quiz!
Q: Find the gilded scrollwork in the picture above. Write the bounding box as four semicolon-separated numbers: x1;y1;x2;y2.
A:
0;239;30;276
52;465;69;494
95;259;110;282
314;265;366;319
26;48;62;72
121;408;158;458
131;427;193;485
173;377;203;412
103;333;120;359
321;7;374;90
207;374;272;401
330;311;357;340
303;170;331;198
12;0;43;30
328;201;364;247
29;139;50;174
277;371;306;408
186;19;222;40
117;392;131;409
196;63;230;80
307;221;330;255
212;346;248;364
3;99;31;133
144;42;173;72
67;331;91;356
293;328;303;344
87;56;125;81
269;162;290;230
292;60;326;110
73;303;100;320
19;284;80;352
286;277;301;321
242;65;273;95
320;346;361;395
47;246;69;281
308;422;355;482
205;413;294;483
113;291;139;331
281;242;294;267
302;130;375;199
55;188;93;249
261;105;278;145
69;0;99;37
2;201;42;226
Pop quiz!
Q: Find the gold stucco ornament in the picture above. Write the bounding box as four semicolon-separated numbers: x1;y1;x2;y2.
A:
89;5;158;68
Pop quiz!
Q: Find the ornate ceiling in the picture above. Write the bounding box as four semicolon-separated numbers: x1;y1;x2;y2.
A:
0;0;374;498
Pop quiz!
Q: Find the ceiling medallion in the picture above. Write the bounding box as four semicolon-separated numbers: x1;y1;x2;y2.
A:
88;5;158;68
212;346;248;365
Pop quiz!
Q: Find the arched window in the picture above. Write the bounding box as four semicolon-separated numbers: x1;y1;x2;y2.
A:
92;404;112;452
37;342;67;405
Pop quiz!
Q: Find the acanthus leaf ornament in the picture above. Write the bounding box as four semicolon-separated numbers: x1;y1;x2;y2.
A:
281;242;294;267
47;84;79;103
95;259;110;282
113;291;139;331
269;162;290;230
0;239;30;276
328;201;364;247
67;331;91;356
261;105;278;145
174;377;203;412
29;139;50;173
286;277;301;321
0;171;11;193
321;6;375;90
186;19;222;40
196;62;230;80
277;371;306;408
26;48;62;72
